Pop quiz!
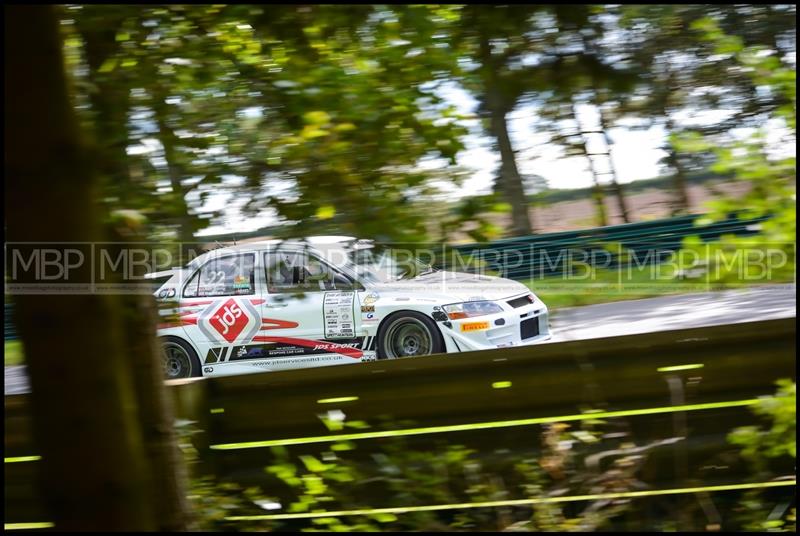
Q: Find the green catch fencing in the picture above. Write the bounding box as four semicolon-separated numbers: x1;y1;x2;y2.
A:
439;213;771;280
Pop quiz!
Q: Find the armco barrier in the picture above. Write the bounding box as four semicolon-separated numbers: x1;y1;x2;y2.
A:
444;213;770;280
4;318;795;527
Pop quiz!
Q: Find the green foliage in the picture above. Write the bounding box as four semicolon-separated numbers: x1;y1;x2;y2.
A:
175;422;270;531
727;380;796;532
64;5;470;244
673;18;796;288
61;5;795;245
729;380;796;468
248;418;660;532
4;340;24;366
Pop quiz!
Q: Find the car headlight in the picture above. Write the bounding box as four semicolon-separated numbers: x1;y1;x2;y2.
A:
442;300;503;320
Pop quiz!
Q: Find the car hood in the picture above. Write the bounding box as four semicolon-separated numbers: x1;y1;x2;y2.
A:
366;270;531;303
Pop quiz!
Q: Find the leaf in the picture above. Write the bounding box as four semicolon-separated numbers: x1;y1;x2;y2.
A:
98;58;118;73
316;205;336;220
303;111;331;125
300;455;328;473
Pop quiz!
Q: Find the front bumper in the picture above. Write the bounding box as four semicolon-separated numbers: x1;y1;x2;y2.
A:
438;295;551;353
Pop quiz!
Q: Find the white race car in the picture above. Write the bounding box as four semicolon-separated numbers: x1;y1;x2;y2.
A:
150;237;550;379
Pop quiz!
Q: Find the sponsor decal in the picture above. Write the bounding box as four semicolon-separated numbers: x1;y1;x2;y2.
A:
323;291;356;338
361;305;375;313
157;288;176;299
250;336;364;359
461;321;490;332
313;342;359;352
209;299;248;342
198;298;261;344
249;355;346;368
362;292;379;305
204;366;214;374
232;274;252;291
235;339;365;359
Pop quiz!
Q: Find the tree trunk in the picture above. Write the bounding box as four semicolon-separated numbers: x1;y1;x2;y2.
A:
75;11;135;201
571;101;608;227
665;115;692;215
479;33;533;237
152;88;197;262
598;107;631;223
662;72;691;215
107;217;192;531
5;5;158;530
490;105;534;236
81;34;193;531
665;143;692;215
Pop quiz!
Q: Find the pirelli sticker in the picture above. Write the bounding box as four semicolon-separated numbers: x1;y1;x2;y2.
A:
323;291;356;338
461;321;489;332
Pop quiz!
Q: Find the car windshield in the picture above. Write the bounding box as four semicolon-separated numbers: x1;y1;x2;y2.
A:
313;242;436;283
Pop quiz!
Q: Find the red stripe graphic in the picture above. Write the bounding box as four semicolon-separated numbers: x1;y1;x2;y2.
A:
260;318;300;330
252;336;363;359
179;300;214;308
250;299;266;305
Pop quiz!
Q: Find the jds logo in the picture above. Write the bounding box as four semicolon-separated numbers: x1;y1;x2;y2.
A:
197;298;261;344
209;299;248;342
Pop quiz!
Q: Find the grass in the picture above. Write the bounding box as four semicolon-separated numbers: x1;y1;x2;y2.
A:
522;264;794;310
5;340;24;366
523;266;694;310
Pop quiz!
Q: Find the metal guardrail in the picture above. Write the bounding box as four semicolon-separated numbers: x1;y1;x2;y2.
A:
444;213;770;280
5;318;796;526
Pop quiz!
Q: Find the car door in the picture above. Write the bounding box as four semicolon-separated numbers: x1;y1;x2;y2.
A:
257;248;364;367
179;252;263;368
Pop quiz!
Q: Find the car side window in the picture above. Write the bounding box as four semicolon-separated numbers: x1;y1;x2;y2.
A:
265;251;351;293
183;253;256;298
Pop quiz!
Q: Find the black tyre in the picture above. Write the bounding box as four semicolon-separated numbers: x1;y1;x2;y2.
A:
160;336;202;379
377;311;445;359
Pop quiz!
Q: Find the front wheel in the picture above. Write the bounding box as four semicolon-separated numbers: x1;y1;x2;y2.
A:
160;337;201;379
377;312;444;359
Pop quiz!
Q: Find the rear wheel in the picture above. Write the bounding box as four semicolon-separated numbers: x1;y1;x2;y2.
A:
377;312;444;359
160;337;201;379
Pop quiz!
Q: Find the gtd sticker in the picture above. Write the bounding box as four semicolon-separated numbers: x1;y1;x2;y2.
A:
158;288;176;299
198;298;261;344
461;321;489;332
